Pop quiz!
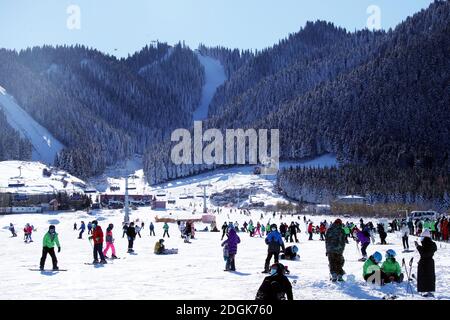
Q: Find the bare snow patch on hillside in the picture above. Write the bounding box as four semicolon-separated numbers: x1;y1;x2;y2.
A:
0;85;64;165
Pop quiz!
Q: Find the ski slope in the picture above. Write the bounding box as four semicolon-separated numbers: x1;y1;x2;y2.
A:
0;161;86;194
193;53;227;121
1;156;449;300
0;85;64;165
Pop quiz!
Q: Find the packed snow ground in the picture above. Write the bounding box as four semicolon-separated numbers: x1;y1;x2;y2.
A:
1;156;449;300
1;209;450;300
0;85;64;165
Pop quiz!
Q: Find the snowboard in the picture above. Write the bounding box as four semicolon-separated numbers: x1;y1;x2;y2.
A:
29;269;67;272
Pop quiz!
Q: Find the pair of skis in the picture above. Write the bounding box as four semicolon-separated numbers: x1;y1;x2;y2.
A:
402;257;414;296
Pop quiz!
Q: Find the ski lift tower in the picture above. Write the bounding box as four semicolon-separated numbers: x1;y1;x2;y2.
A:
197;183;212;213
124;176;130;223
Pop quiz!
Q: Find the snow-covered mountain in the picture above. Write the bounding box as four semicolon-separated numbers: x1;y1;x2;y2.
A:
0;161;86;194
0;85;64;165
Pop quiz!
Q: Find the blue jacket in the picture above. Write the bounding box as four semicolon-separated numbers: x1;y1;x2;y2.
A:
265;231;285;253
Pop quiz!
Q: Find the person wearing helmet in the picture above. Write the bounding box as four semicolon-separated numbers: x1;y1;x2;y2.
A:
281;245;299;260
256;263;293;301
381;249;403;283
415;229;437;297
262;224;285;273
325;219;347;282
363;251;383;284
39;225;61;271
103;223;118;259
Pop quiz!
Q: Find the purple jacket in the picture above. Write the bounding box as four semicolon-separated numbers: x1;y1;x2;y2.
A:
357;231;370;245
222;228;241;255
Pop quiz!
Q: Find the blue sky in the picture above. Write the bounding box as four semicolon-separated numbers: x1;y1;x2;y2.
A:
0;0;435;57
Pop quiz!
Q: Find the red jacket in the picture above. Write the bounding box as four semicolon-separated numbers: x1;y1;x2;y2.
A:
92;226;104;245
308;223;313;233
24;226;33;234
320;225;326;233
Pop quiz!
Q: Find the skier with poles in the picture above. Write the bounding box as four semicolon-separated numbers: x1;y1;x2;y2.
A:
88;220;107;264
415;229;437;297
39;225;61;271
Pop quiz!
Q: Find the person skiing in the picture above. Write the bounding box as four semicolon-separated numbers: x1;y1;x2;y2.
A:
381;249;403;284
221;222;228;240
149;222;155;236
39;225;61;271
401;223;410;251
261;224;266;237
254;222;262;237
307;222;314;240
9;223;17;237
221;227;241;271
87;221;93;235
325;219;347;282
281;245;299;260
415;229;437;297
78;221;86;239
73;222;77;230
262;224;285;273
256;263;293;301
103;223;117;259
356;227;371;261
163;222;170;238
362;251;382;284
89;220;107;264
127;222;137;253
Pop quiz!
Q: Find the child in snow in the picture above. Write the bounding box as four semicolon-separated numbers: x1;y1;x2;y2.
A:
103;223;118;259
381;249;403;283
363;251;382;284
24;223;33;243
40;225;61;271
163;222;170;238
222;240;230;270
9;223;17;237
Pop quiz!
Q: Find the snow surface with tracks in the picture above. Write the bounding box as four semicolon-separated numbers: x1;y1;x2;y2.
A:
1;156;449;300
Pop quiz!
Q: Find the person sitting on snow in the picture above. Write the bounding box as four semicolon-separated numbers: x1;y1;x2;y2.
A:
280;245;299;260
154;239;178;255
255;263;293;301
363;251;383;284
381;249;403;284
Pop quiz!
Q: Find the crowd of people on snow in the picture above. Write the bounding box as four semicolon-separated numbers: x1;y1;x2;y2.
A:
5;208;447;300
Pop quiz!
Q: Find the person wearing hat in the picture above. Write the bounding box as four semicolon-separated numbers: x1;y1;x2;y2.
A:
103;223;118;259
363;251;383;284
154;239;178;255
39;225;61;270
415;229;437;297
325;219;347;282
127;222;137;253
262;224;285;273
381;249;403;283
255;263;293;300
89;220;107;264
